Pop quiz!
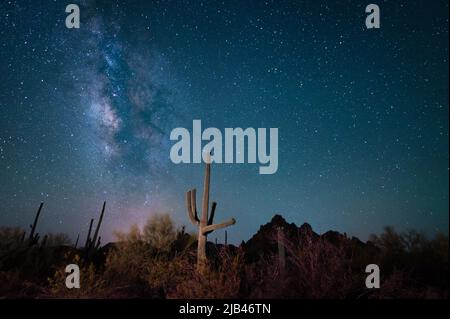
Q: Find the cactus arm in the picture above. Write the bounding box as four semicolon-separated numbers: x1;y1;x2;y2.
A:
186;191;193;222
202;218;236;235
190;189;198;220
207;202;217;226
186;189;199;225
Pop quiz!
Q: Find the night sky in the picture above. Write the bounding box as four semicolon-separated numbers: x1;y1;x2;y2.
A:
0;0;448;244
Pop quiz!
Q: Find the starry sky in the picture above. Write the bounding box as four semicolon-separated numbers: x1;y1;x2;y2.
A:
0;0;448;244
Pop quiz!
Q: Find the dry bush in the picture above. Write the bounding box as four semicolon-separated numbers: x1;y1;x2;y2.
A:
283;237;361;298
168;248;243;299
243;255;289;298
104;224;151;285
0;227;25;273
0;271;42;298
146;252;193;295
369;226;405;254
244;231;362;299
369;270;431;299
102;216;243;299
142;214;177;252
369;227;448;294
101;215;186;298
0;227;25;248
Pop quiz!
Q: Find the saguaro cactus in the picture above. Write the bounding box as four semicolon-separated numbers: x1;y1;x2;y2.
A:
84;202;106;256
186;157;236;271
28;202;44;246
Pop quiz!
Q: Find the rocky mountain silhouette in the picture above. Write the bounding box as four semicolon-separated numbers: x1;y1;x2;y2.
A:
240;214;370;263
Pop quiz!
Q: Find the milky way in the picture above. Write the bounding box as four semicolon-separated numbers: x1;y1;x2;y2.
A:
0;0;448;243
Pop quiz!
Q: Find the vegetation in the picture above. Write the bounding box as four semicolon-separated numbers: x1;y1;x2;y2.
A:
0;215;447;299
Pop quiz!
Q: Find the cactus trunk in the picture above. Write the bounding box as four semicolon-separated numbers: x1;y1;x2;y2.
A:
197;160;211;268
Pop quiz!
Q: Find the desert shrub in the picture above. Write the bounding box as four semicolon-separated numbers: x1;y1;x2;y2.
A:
0;270;43;298
369;226;410;272
146;252;193;295
283;237;361;298
142;213;177;252
102;216;184;298
401;230;427;253
369;227;449;292
243;255;289;298
168;248;243;299
104;224;151;285
0;227;25;271
0;227;28;268
0;226;75;279
369;270;429;299
0;227;25;249
370;226;405;254
104;219;243;299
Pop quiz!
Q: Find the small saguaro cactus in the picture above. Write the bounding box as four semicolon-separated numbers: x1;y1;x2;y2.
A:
186;155;236;271
84;202;106;257
91;201;106;250
28;202;44;246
